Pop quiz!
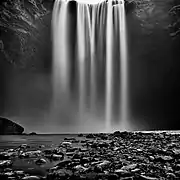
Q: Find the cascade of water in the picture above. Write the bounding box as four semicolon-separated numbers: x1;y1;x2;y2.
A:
52;0;129;132
113;0;129;130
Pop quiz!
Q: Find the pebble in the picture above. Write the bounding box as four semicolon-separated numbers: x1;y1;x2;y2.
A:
140;175;159;180
0;131;180;179
35;158;47;165
22;176;41;180
0;160;12;167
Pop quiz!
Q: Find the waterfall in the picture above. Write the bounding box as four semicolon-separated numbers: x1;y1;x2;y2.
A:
119;2;129;130
105;0;113;132
52;0;69;109
52;0;130;133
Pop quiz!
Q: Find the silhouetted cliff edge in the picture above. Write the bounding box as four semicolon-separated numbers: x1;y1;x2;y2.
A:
0;117;24;135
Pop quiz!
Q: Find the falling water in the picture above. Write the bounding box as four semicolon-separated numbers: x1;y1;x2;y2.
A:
77;4;86;119
119;2;129;130
52;0;129;132
52;0;69;109
105;0;113;132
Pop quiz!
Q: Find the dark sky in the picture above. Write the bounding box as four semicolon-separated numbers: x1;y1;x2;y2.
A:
0;0;180;133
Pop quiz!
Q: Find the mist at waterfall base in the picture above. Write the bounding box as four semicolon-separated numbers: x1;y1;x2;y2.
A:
1;0;180;133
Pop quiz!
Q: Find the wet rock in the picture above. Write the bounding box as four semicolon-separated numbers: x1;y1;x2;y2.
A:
121;163;137;171
148;147;165;154
1;132;180;180
0;160;13;168
0;117;24;135
131;168;141;173
175;170;180;177
81;157;90;164
78;133;84;137
4;168;12;172
71;140;80;143
98;141;109;148
79;148;88;152
107;173;119;179
113;131;129;138
47;169;73;179
95;160;111;171
14;171;24;175
66;152;74;156
86;134;95;139
91;142;99;148
140;175;159;180
19;144;30;149
98;133;109;140
174;164;180;171
73;165;89;172
22;176;41;180
64;137;76;141
4;171;14;176
172;149;180;156
43;149;54;155
155;155;174;162
114;147;119;151
51;154;64;161
148;156;155;161
66;147;78;153
29;132;37;135
19;150;41;158
120;177;134;180
56;160;71;168
114;169;132;177
61;142;72;146
81;140;88;144
72;152;82;159
35;158;47;165
166;172;176;179
0;152;10;160
113;131;121;136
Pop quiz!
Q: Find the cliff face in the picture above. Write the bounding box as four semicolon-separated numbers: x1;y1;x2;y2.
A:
0;117;24;135
0;0;52;71
0;0;53;116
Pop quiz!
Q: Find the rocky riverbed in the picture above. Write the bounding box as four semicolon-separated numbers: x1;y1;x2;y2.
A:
0;131;180;179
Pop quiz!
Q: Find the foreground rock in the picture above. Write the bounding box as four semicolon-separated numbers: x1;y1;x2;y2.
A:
0;117;24;135
1;131;180;179
29;132;37;135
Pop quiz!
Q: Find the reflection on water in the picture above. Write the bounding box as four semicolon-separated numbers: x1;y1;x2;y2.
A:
0;134;79;151
0;134;83;177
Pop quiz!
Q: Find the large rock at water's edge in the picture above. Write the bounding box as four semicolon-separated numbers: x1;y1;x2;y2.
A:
0;117;24;135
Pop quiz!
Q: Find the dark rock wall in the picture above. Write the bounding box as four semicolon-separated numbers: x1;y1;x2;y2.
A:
0;117;24;134
0;0;53;116
0;0;52;70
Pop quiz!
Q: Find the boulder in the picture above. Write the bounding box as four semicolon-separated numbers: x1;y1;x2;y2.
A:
29;132;37;135
0;117;24;135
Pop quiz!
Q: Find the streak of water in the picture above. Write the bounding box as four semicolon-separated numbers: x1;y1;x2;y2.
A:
119;1;129;129
77;4;86;118
105;1;113;132
52;1;69;109
90;6;97;114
